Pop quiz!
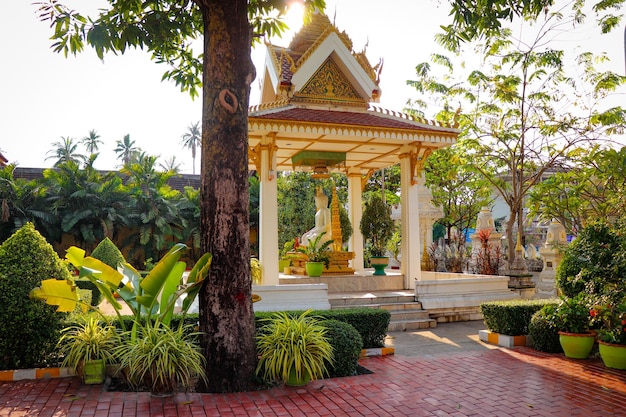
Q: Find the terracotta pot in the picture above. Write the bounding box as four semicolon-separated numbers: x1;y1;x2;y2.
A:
558;331;597;359
598;341;626;370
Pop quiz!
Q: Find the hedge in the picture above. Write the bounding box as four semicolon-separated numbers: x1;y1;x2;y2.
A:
481;299;559;336
255;308;390;348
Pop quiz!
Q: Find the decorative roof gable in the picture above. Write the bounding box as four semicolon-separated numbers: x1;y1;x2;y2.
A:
294;57;362;104
260;12;381;106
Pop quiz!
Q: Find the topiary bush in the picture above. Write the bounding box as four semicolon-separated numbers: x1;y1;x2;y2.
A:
74;278;102;307
528;304;563;353
556;221;626;299
320;320;363;378
481;299;557;336
90;237;126;270
0;223;72;370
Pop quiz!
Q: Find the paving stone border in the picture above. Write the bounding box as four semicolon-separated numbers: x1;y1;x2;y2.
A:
0;367;76;382
478;330;531;348
0;349;394;382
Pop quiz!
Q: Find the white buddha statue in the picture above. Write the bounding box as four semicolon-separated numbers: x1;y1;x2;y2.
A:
300;187;332;247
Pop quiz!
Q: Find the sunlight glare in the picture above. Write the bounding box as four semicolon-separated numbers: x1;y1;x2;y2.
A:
285;2;305;34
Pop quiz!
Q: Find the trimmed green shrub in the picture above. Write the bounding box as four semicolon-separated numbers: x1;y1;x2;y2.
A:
528;304;562;353
90;237;126;270
255;308;390;348
0;223;72;369
321;320;363;378
556;221;626;299
74;278;102;307
481;299;557;336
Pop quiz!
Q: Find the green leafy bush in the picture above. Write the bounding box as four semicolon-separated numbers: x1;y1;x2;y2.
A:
528;305;562;353
481;299;557;336
90;237;126;270
320;320;362;378
556;221;626;299
255;308;390;348
0;223;71;369
552;294;593;334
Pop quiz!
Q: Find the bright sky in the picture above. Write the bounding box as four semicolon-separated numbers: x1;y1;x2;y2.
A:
1;1;624;173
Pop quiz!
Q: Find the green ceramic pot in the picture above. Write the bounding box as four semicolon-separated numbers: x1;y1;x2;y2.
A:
82;359;106;385
558;331;596;359
305;262;324;277
286;367;311;387
370;256;389;276
599;341;626;370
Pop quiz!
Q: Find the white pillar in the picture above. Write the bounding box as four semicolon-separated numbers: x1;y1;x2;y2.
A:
259;137;279;285
399;150;422;289
347;169;364;273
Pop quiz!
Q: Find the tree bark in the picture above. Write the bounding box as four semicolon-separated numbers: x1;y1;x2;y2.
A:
197;0;256;393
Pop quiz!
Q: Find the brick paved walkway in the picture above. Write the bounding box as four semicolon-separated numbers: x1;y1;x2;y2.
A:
1;347;626;416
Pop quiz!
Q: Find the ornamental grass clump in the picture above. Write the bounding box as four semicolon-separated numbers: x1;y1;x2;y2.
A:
115;322;206;394
256;310;333;385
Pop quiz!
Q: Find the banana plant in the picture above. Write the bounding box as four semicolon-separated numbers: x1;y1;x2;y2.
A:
31;243;211;333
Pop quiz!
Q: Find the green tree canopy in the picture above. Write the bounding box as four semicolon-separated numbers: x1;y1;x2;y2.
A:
425;140;493;238
408;5;626;261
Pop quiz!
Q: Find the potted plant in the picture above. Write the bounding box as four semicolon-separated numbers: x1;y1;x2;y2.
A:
590;301;626;369
32;243;213;391
360;194;395;275
297;231;333;277
553;295;596;359
256;310;333;386
57;317;119;384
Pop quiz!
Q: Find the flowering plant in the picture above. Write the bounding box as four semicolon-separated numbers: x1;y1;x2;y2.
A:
590;302;626;345
553;295;593;334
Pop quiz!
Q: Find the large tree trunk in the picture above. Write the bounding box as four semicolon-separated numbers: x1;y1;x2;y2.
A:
197;0;256;393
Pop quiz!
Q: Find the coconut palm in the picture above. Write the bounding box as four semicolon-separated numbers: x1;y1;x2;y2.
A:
114;134;140;168
180;121;201;175
159;155;183;173
81;129;103;155
45;136;86;167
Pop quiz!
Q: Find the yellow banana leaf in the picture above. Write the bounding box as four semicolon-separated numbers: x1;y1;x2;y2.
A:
30;278;79;313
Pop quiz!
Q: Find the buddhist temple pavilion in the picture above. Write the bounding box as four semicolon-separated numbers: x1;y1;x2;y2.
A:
248;12;459;289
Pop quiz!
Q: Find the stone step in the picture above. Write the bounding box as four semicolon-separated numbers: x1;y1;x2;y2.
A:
387;319;437;332
388;309;431;321
331;302;424;311
328;291;416;307
327;290;437;331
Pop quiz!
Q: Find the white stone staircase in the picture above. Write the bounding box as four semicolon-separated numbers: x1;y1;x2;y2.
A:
329;290;437;331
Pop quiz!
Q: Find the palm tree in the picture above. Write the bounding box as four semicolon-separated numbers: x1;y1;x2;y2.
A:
159;155;183;173
45;136;86;167
81;129;103;154
180;122;201;175
114;134;139;168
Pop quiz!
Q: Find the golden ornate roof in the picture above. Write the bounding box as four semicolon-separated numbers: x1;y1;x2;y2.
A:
266;11;380;104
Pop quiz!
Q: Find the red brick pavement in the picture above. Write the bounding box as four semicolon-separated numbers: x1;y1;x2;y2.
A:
1;347;626;416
